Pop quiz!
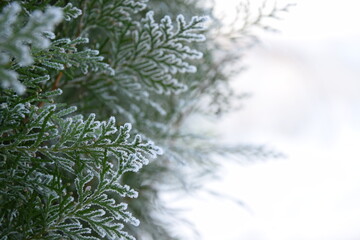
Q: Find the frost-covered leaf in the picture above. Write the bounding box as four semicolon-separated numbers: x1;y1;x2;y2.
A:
86;0;148;30
34;37;115;76
0;90;162;238
63;3;82;21
0;2;63;94
0;69;24;95
115;11;208;94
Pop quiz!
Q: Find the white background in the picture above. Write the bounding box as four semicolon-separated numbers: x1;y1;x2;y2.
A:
172;0;360;239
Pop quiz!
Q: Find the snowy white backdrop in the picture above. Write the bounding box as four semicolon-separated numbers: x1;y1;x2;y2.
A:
169;0;360;239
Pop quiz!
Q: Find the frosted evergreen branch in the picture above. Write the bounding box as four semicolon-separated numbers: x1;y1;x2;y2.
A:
63;3;82;21
0;95;162;239
1;104;161;167
118;11;208;94
0;2;63;94
85;0;148;31
33;37;115;76
43;152;141;239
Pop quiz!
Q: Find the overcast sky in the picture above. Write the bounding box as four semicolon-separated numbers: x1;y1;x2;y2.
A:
171;0;360;239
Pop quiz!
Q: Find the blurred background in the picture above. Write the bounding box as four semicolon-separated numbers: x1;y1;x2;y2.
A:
168;0;360;239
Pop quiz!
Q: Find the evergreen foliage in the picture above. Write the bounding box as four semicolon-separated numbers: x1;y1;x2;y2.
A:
0;0;291;239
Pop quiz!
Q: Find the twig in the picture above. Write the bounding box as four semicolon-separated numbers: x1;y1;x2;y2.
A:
38;71;63;108
52;71;63;90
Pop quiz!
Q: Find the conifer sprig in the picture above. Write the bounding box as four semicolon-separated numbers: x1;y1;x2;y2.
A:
0;1;162;239
0;2;63;94
0;94;162;239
